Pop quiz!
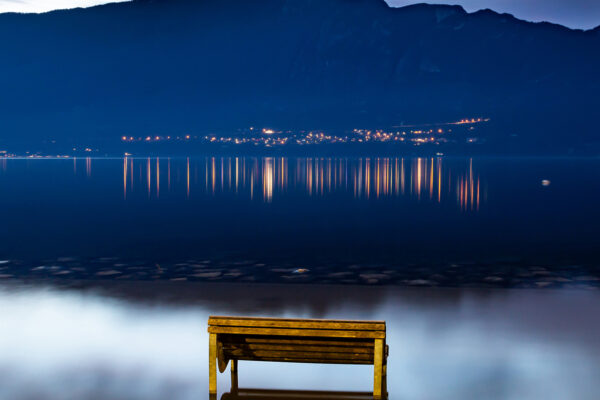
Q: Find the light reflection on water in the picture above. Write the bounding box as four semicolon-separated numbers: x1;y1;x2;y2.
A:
1;284;598;400
0;157;598;271
115;157;482;209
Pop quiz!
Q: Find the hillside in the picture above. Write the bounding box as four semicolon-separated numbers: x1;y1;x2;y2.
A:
0;0;598;152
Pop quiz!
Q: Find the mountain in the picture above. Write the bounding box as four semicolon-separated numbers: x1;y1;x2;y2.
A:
0;0;599;152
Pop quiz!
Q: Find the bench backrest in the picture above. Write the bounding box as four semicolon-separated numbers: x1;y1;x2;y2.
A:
208;316;385;338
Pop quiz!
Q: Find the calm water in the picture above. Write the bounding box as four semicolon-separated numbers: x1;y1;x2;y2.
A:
1;157;599;400
1;282;599;400
0;157;598;266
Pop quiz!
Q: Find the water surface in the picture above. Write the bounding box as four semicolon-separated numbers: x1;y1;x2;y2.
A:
0;283;598;400
0;157;598;268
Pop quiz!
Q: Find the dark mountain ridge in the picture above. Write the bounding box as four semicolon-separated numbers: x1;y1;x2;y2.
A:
0;0;598;152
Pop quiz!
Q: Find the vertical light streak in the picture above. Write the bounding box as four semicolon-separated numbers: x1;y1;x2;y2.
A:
284;158;288;190
250;170;254;200
394;158;399;196
211;157;216;195
437;158;442;203
263;158;274;202
476;177;480;211
235;157;239;193
385;158;394;195
375;158;380;198
146;157;151;198
220;157;224;191
469;159;474;210
307;159;313;196
463;175;468;210
281;158;285;191
429;158;434;200
156;158;160;198
85;157;91;178
417;158;422;199
356;159;362;198
228;157;232;189
400;158;405;195
365;159;370;199
186;157;190;198
123;157;128;199
242;158;246;187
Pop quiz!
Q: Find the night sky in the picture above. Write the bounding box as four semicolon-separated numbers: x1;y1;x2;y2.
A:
0;0;598;29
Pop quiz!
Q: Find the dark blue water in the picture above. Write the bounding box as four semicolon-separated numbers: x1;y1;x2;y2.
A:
0;157;598;267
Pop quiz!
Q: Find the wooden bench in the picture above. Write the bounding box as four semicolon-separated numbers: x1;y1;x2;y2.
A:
208;316;388;399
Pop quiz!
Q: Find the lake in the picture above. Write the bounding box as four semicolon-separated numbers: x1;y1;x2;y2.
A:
0;157;598;282
0;156;599;399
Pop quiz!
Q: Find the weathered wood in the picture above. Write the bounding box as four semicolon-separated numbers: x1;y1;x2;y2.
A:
222;336;375;347
223;349;374;361
222;343;375;354
207;316;387;398
230;359;238;392
228;356;374;365
221;388;376;399
209;316;385;331
218;339;229;373
373;339;384;399
208;326;385;339
209;333;217;394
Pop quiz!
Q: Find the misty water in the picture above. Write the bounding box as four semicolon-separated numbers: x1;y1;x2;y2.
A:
1;283;599;400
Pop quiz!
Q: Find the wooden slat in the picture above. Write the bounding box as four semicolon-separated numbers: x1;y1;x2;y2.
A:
221;388;374;400
208;326;385;338
223;343;375;354
230;356;374;365
223;349;374;361
222;336;375;348
209;316;385;331
210;316;385;324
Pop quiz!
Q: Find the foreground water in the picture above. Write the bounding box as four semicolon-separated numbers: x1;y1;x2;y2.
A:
0;282;598;400
0;157;599;273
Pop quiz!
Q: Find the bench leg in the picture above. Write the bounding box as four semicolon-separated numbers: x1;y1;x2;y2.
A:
374;338;384;399
231;359;238;392
383;362;388;399
209;333;217;395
